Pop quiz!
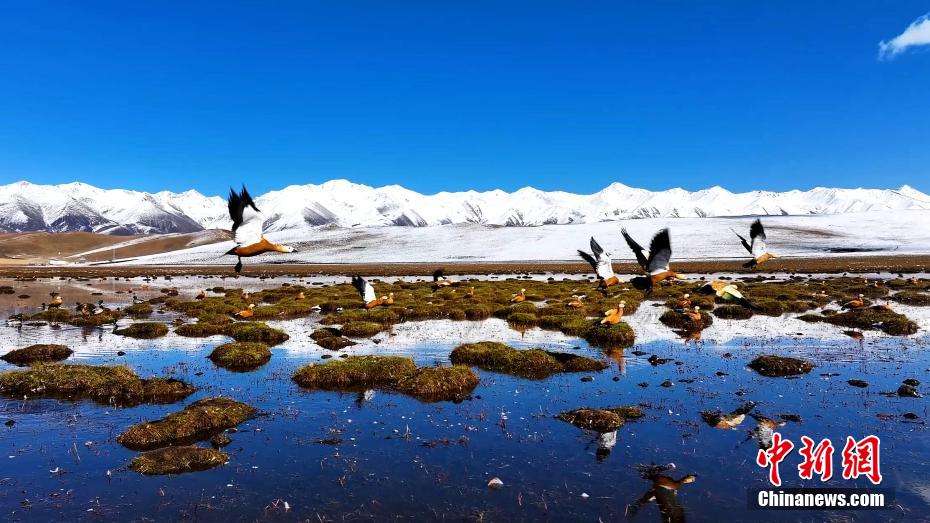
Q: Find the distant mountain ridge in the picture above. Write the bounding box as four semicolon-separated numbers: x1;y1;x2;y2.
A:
1;179;928;235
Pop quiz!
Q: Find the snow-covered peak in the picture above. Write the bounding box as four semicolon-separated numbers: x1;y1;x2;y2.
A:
1;179;928;234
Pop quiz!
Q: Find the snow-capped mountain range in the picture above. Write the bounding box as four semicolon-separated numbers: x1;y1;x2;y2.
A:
1;180;928;235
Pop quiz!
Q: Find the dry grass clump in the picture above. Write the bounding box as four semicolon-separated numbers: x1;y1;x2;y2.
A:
208;342;271;371
450;342;606;379
129;446;228;475
117;397;256;451
748;355;815;377
556;408;622;433
0;364;195;406
114;322;169;339
2;344;72;366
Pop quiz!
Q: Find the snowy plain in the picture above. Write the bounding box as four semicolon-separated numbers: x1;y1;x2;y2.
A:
110;210;930;266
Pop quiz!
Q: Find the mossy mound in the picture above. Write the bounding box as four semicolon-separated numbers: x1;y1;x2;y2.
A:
117;397;257;451
449;341;606;379
823;308;918;336
68;311;125;327
340;321;385;338
659;310;713;330
0;364;195;406
114;322;169;339
293;356;417;391
310;328;357;350
208;342;271;371
582;322;636;348
556;408;622;433
748;355;815;377
1;344;72;366
796;314;824;323
464;306;491;320
124;303;153;317
394;366;479;402
175;322;227;337
713;305;754;320
506;312;538;327
129;446;228;475
891;292;930;306
293;356;477;402
226;322;290;345
751;299;787;317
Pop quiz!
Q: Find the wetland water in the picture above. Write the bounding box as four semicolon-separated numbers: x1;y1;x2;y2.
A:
0;275;928;521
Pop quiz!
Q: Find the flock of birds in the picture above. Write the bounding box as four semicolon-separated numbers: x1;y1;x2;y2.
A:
223;185;781;324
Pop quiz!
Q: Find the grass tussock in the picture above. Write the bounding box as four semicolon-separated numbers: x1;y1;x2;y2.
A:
449;341;606;379
823;308;919;336
114;322;169;339
129;446;228;475
394;366;480;402
748;355;815;377
891;292;930;306
659;310;713;330
293;356;416;390
582;321;636;348
292;356;478;402
124;303;153;317
2;344;72;366
340;321;385;338
208;342;271;371
117;397;256;451
226;322;290;345
0;364;195;406
713;305;754;320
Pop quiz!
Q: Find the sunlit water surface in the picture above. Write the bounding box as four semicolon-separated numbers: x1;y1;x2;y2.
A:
0;276;928;522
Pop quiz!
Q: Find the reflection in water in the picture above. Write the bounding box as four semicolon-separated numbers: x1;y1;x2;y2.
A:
745;414;787;450
606;347;627;374
629;465;697;523
595;430;617;462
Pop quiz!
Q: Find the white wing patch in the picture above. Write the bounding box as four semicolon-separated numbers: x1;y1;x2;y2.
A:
750;236;767;258
362;281;377;303
595;253;615;280
234;205;265;247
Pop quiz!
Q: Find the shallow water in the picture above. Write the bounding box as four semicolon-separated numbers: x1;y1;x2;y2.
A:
1;277;928;522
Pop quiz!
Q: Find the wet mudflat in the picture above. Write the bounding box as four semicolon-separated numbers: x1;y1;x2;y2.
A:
0;275;928;522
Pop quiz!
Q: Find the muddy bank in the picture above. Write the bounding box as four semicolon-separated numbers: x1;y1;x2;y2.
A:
2;253;930;278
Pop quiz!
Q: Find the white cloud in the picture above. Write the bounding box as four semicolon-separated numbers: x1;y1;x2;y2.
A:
879;12;930;59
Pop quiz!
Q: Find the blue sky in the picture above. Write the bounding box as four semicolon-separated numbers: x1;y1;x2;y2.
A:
0;2;928;196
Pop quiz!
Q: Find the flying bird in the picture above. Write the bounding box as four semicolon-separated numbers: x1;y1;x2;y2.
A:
621;228;685;292
733;219;777;269
577;237;620;289
697;280;754;309
225;186;296;273
352;276;388;309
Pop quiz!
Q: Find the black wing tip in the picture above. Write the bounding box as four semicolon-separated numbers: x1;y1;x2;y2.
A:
433;268;444;281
